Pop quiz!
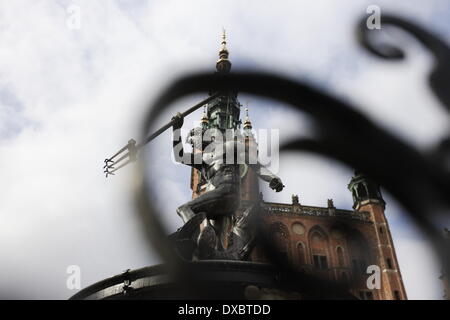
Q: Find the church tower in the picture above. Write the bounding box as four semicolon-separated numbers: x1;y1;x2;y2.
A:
348;172;407;300
190;32;259;202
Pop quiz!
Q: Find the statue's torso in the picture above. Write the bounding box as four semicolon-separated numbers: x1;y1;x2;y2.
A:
202;139;245;189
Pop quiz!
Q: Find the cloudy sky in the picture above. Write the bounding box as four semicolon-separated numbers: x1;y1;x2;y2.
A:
0;0;449;299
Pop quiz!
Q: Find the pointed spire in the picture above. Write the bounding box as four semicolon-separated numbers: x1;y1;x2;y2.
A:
243;107;252;130
216;29;232;73
219;28;228;56
200;106;209;126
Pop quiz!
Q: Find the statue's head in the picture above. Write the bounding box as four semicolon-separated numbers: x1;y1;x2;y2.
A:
187;126;247;154
186;127;203;151
186;126;220;151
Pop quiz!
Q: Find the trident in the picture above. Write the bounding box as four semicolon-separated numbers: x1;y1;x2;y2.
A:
103;93;219;177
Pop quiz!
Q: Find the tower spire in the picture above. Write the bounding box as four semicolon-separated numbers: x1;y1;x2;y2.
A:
208;30;239;130
243;107;252;130
216;29;232;73
200;106;209;129
220;28;228;54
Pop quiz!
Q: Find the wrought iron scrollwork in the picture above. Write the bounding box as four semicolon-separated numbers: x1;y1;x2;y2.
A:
358;14;450;173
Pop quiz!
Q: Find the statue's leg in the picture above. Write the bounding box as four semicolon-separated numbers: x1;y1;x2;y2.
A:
230;202;258;259
176;212;205;241
176;203;196;224
176;184;239;259
174;212;206;260
177;184;239;222
212;202;259;260
196;219;217;259
197;184;239;250
210;215;232;251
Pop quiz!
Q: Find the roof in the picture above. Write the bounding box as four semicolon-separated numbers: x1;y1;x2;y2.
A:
260;201;372;223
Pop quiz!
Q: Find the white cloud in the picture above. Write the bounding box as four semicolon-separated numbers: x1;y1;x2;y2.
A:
395;234;443;300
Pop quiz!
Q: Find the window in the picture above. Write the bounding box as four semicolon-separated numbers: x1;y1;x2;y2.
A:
359;260;367;273
359;291;374;300
357;184;367;198
352;259;358;273
321;256;328;269
379;226;383;234
368;184;380;198
394;290;401;300
313;255;328;270
352;259;367;274
341;272;348;283
386;258;393;269
297;243;306;265
310;229;329;271
337;247;345;267
270;222;290;262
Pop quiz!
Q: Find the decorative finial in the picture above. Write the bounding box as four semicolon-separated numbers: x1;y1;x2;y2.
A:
327;199;335;208
220;28;228;55
243;106;252;130
200;106;209;125
216;29;231;73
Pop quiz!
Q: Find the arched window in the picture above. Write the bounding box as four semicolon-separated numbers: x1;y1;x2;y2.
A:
270;222;290;262
297;242;306;265
348;232;370;275
357;184;368;198
368;184;380;198
310;229;329;270
386;258;393;269
337;246;345;267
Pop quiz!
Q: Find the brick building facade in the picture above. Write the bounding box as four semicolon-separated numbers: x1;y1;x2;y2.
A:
191;151;407;300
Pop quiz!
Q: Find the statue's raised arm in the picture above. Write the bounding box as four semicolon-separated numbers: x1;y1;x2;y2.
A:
172;112;202;170
255;161;284;192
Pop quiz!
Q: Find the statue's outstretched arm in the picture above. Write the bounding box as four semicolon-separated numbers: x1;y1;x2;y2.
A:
172;113;202;169
255;162;284;192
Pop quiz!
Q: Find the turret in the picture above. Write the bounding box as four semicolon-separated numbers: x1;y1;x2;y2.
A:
348;171;407;300
348;171;385;210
